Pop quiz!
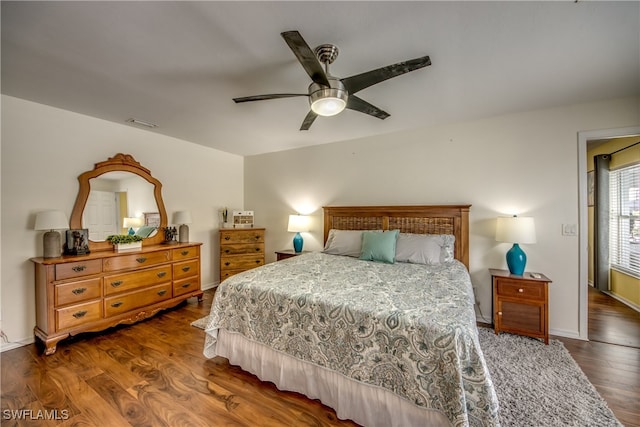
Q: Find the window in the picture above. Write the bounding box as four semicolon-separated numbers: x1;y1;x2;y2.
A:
609;163;640;278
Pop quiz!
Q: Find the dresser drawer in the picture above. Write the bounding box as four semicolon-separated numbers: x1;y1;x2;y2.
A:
220;255;265;271
104;283;172;317
173;260;199;280
173;277;200;297
55;259;102;280
56;300;103;330
104;265;172;296
496;279;545;301
172;246;199;261
55;278;102;306
221;269;246;281
220;229;265;244
103;250;171;272
220;242;265;256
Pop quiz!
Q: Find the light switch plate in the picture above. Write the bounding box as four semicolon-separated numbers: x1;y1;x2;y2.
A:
562;224;577;236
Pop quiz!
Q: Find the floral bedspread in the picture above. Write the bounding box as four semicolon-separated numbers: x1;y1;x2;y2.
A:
204;252;499;426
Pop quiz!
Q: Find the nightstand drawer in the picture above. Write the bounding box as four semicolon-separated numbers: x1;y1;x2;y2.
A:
496;279;545;301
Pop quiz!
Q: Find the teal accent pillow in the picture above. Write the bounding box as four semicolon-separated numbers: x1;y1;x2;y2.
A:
359;230;399;264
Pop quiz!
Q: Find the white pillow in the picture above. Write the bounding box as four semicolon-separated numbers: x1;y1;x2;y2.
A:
323;229;381;257
395;233;455;265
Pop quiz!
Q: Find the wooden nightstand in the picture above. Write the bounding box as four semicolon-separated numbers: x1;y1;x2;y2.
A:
275;250;309;261
490;268;552;344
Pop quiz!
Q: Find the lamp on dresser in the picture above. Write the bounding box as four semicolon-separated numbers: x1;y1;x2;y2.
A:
173;211;192;243
34;210;69;258
288;214;309;253
495;215;536;276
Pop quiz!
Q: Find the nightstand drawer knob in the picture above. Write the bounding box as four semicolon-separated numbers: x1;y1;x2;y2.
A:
518;288;524;293
498;311;502;316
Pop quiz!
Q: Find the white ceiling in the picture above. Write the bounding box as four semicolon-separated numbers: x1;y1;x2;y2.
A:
2;1;639;156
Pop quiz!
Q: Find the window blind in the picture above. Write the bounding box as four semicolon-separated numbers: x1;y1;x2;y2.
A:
609;163;640;278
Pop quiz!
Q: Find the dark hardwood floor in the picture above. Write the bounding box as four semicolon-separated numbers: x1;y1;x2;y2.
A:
1;288;638;426
588;286;640;348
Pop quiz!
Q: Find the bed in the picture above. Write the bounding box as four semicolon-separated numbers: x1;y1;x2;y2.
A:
204;205;499;427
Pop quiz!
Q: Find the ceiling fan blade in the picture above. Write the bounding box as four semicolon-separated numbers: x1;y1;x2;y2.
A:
341;55;431;95
233;93;308;103
281;31;330;87
300;110;318;131
346;95;390;120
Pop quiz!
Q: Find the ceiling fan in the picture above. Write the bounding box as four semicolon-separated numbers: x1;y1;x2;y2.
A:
233;31;431;130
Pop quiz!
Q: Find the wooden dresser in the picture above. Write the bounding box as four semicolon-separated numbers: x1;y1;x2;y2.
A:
490;268;552;344
219;228;265;281
31;243;202;355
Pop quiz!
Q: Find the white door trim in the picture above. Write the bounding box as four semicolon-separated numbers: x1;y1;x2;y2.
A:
577;126;640;340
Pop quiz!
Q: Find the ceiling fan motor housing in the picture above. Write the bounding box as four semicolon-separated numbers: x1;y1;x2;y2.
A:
308;78;348;116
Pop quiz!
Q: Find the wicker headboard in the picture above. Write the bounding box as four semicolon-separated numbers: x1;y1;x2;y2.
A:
323;205;471;269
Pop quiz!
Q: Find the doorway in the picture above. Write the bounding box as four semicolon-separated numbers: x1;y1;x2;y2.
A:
578;126;640;343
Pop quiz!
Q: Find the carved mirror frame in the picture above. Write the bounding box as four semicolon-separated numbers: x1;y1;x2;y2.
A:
69;153;168;252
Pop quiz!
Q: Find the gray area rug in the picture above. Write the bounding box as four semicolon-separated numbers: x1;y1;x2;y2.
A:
192;317;621;426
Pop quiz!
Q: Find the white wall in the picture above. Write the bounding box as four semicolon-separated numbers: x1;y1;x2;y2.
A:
245;97;640;338
1;95;244;348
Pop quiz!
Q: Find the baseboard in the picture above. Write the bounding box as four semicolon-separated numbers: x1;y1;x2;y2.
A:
1;336;34;353
549;328;584;341
602;291;640;313
202;281;219;291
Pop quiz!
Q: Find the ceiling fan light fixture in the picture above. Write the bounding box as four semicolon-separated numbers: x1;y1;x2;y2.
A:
309;79;348;117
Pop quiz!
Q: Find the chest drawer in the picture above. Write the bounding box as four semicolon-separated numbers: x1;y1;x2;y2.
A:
173;260;199;280
56;300;103;330
55;278;102;306
104;283;172;317
221;242;265;256
496;279;545;301
220;255;265;271
172;246;199;261
220;229;265;244
104;265;172;296
173;277;200;297
103;250;171;272
55;259;102;280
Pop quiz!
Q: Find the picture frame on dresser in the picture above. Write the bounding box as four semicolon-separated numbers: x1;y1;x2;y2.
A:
63;228;90;255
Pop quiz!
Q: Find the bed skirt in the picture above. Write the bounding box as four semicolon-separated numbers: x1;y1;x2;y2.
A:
215;328;451;427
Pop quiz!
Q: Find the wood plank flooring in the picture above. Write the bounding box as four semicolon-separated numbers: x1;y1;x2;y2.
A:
1;288;638;426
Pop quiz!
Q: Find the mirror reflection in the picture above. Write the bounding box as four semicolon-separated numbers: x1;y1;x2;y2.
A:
83;171;159;241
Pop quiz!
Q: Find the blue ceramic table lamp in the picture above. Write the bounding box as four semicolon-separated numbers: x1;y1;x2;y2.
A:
288;214;309;253
495;215;536;276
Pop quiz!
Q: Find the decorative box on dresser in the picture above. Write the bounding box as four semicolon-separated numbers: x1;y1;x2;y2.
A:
219;228;265;281
31;243;202;355
490;268;552;344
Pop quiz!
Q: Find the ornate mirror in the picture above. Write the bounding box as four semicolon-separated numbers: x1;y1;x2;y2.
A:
70;153;168;252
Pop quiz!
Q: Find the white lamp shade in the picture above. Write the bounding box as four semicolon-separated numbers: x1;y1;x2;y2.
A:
288;215;309;233
34;210;68;230
173;211;192;225
123;217;144;228
495;216;536;244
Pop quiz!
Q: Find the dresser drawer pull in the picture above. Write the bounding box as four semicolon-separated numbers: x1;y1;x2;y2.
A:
181;283;192;288
111;280;123;287
518;288;524;293
157;290;167;296
71;287;87;295
157;272;167;278
72;265;87;272
255;235;260;240
181;266;191;272
224;249;230;254
255;259;261;264
225;262;230;266
136;257;147;263
255;248;261;252
72;310;88;318
224;236;231;240
111;302;123;308
181;250;189;256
